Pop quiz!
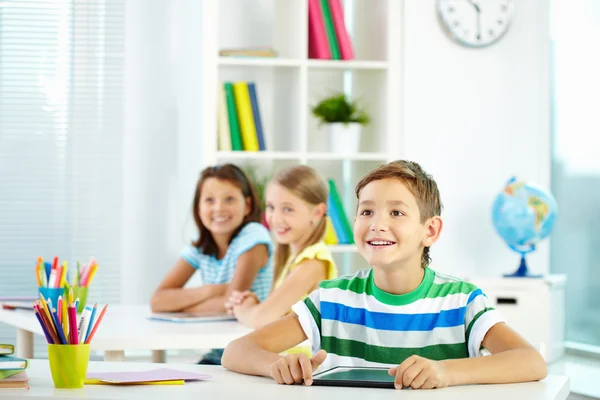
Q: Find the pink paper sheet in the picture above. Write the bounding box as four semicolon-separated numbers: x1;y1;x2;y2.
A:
86;368;211;383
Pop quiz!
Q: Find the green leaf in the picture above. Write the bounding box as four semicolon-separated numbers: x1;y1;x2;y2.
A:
311;93;371;126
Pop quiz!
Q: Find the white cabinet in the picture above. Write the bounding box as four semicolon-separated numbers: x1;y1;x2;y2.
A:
467;275;567;363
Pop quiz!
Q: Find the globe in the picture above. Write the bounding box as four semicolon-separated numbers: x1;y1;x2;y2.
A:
491;177;558;277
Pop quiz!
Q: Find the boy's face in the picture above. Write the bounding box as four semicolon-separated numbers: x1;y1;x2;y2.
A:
354;178;441;270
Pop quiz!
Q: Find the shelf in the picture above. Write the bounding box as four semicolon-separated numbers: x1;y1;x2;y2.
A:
307;60;388;70
216;151;389;162
328;245;358;253
218;57;301;68
218;58;387;70
306;152;388;161
216;151;302;160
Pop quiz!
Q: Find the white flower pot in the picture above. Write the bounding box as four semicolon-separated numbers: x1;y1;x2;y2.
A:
327;122;361;155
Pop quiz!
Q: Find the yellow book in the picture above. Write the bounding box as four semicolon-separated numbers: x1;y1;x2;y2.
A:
232;82;260;151
324;216;339;245
217;83;232;151
85;379;184;386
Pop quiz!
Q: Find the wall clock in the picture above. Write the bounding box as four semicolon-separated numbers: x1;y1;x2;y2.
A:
437;0;515;48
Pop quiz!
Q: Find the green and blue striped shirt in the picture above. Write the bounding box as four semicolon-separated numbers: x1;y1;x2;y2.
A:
291;267;503;369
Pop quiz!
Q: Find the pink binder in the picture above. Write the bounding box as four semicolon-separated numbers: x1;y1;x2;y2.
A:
308;0;331;59
328;0;355;60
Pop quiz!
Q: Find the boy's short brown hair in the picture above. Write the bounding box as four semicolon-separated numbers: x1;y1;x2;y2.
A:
355;160;443;268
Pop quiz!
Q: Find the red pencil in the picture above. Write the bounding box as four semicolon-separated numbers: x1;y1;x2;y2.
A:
85;304;107;344
69;305;79;344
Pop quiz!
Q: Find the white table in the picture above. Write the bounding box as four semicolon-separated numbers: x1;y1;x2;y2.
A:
3;360;569;399
0;305;251;362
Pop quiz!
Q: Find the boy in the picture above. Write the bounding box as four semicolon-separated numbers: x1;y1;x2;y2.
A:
222;160;547;390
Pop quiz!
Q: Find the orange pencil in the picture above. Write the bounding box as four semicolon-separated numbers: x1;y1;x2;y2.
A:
35;263;42;287
85;305;107;344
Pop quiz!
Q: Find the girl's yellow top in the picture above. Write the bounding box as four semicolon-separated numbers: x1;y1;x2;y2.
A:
276;241;338;357
273;241;338;293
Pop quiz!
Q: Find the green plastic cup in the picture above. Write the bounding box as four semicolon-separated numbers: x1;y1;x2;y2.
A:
70;286;88;313
47;344;90;389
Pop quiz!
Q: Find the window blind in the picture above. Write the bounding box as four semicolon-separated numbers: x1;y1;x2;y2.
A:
0;0;125;353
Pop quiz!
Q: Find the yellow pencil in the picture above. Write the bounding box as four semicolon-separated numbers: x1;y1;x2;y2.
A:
38;294;56;334
62;293;68;337
59;261;68;287
86;265;98;287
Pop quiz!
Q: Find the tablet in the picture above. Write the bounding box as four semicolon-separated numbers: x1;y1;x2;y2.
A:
311;366;395;389
148;312;235;323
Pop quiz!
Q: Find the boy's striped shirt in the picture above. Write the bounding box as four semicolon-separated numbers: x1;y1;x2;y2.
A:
292;267;504;370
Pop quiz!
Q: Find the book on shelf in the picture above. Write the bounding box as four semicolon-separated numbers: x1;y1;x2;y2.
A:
218;81;266;152
219;47;278;58
327;179;354;244
223;82;244;151
324;216;339;245
308;0;354;60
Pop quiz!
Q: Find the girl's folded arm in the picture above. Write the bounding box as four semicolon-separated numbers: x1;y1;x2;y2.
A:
183;244;270;313
234;259;327;328
150;258;226;312
222;313;308;376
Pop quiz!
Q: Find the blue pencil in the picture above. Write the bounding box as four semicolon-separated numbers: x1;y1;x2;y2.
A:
50;307;68;344
34;310;54;344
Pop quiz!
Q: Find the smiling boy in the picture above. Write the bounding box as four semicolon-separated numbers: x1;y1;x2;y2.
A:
222;160;547;390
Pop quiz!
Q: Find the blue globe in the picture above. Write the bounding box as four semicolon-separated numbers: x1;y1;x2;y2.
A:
491;177;558;276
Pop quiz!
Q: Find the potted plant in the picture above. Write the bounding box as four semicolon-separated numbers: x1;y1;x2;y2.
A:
311;93;371;154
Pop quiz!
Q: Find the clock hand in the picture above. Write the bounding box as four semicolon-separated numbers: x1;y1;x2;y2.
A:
467;0;482;40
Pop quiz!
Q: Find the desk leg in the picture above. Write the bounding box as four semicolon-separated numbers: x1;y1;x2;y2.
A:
152;350;166;363
104;351;125;362
16;329;34;359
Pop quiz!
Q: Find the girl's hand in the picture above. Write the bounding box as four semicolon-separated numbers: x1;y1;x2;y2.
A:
225;290;259;314
388;355;450;390
269;350;327;385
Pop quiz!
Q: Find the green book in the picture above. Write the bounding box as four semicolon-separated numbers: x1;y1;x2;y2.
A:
328;179;354;244
223;82;244;151
319;0;341;60
0;345;28;379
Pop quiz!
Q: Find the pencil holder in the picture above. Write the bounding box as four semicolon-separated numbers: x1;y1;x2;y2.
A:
48;344;90;389
71;287;88;313
39;287;65;309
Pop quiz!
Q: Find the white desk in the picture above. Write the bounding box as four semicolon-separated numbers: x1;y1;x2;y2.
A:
3;360;569;399
0;305;251;362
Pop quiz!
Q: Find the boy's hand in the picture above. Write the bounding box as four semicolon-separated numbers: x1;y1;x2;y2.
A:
388;355;450;390
269;350;327;385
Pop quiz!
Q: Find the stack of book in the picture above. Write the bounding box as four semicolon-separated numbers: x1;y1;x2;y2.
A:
308;0;354;60
324;179;354;245
219;47;278;58
0;345;29;390
218;81;266;152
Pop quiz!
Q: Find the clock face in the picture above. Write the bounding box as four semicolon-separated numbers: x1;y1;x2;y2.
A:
437;0;514;48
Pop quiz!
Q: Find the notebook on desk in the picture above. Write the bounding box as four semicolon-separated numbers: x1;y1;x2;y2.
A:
148;312;235;323
0;345;29;381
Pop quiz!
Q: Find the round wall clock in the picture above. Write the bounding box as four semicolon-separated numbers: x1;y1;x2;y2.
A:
437;0;515;48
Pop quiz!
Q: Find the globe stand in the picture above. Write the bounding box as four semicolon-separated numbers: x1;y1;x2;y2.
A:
504;254;542;278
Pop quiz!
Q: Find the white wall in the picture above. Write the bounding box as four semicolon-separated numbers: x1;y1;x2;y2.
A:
120;0;552;303
401;1;551;278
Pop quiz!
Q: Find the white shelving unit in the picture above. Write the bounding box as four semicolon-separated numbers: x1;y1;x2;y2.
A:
200;0;402;274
